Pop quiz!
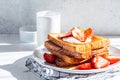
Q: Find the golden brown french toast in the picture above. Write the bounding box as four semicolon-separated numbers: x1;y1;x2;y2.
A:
55;57;86;67
54;52;109;67
45;41;91;59
45;40;109;66
48;33;110;53
46;45;86;64
45;41;109;59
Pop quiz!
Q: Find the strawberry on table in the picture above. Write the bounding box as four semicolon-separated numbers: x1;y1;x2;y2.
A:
43;53;56;63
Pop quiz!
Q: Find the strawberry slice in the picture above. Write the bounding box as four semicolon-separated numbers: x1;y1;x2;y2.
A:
84;28;93;38
105;55;120;64
84;28;93;37
60;27;93;42
60;27;75;39
76;63;92;70
92;56;110;69
72;27;86;42
72;27;93;42
43;53;56;63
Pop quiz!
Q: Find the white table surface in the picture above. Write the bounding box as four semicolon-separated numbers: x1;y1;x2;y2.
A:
0;34;40;80
0;34;120;80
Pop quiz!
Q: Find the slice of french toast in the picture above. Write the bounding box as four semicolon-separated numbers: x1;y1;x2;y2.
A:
46;44;86;64
45;41;91;59
55;57;87;67
45;40;109;66
54;51;109;67
45;41;109;59
48;33;110;53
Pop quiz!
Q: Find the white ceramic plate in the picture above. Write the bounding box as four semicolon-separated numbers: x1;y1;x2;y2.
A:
33;46;120;74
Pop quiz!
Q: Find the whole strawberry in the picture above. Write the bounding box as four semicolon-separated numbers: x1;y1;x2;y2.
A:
43;53;56;63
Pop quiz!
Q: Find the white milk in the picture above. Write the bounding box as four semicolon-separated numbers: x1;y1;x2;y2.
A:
36;11;61;46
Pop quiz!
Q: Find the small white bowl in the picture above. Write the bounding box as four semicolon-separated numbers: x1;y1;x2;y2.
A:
19;26;37;43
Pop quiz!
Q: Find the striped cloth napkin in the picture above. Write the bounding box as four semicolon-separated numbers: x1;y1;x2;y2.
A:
25;58;120;80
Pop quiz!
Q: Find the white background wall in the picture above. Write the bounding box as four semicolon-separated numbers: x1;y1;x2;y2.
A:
0;0;120;35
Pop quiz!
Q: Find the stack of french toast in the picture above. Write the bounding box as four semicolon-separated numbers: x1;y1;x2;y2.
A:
44;27;110;67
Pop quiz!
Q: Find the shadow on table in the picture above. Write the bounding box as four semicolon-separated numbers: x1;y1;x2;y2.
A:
0;55;39;80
